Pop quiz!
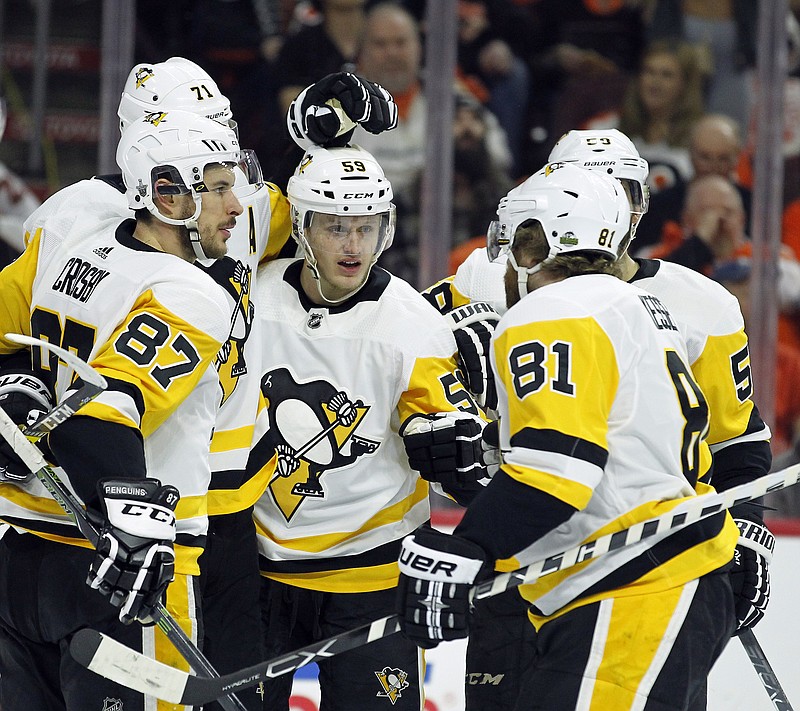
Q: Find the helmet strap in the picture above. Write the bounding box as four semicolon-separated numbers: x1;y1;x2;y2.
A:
507;250;543;300
186;219;210;261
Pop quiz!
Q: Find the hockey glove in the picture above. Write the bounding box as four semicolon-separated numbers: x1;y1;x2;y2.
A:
730;517;774;634
287;72;398;149
88;478;179;625
481;418;500;479
444;302;500;412
397;527;490;649
0;370;53;481
400;412;487;486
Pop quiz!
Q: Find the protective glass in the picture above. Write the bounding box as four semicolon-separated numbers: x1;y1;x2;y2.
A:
619;178;650;217
486;220;511;261
299;207;396;258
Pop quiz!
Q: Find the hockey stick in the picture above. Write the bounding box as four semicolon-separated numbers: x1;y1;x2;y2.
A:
293;399;364;460
3;333;109;439
739;629;796;711
69;462;800;706
0;340;247;711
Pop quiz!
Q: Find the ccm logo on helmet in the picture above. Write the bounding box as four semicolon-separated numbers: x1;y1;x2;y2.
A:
343;192;374;199
399;549;458;577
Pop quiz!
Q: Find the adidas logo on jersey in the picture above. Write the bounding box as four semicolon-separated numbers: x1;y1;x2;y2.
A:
93;246;114;259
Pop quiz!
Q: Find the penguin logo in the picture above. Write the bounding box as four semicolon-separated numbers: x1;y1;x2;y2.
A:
252;367;380;521
375;667;410;705
205;257;254;404
135;66;154;89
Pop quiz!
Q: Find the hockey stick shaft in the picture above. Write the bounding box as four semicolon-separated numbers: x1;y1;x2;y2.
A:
0;342;247;711
739;629;796;711
69;462;800;706
294;400;364;460
3;333;108;439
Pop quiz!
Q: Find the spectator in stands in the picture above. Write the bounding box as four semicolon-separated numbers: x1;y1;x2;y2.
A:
186;0;286;173
657;173;747;272
455;0;534;176
0;98;41;269
585;38;706;194
354;1;513;287
645;0;758;132
639;113;751;253
450;92;515;267
525;0;645;161
273;0;367;116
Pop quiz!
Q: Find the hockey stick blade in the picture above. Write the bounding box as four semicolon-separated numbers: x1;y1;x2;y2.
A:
4;333;108;438
69;462;800;706
739;629;796;711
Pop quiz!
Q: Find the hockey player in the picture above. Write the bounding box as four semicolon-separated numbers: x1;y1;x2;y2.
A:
0;110;254;710
397;163;740;709
14;57;397;711
247;144;489;710
447;129;774;710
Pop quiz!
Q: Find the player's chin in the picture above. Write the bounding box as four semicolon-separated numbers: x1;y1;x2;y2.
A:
205;239;229;260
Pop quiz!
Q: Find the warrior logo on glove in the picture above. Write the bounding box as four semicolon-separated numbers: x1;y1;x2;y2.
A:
252;367;379;520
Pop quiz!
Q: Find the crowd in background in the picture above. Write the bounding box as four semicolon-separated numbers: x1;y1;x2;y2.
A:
4;0;800;512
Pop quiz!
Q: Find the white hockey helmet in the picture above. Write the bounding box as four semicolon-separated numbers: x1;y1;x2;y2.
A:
549;129;649;246
117;109;262;259
118;57;234;133
287;144;395;301
487;163;630;295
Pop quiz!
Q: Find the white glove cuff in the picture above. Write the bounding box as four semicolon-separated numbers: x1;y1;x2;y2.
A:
399;534;484;584
734;518;775;562
445;302;499;331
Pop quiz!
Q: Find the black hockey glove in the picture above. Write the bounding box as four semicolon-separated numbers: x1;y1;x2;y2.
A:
87;478;179;625
400;412;487;486
730;516;774;634
287;72;398;149
0;370;53;481
397;527;490;648
444;302;500;412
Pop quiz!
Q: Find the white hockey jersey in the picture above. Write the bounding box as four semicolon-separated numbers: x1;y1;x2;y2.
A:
0;209;231;574
630;258;771;452
426;250;771;457
250;259;481;593
23;173;295;516
463;274;738;617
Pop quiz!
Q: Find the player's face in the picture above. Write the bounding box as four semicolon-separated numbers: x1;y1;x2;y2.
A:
197;164;242;259
305;213;382;302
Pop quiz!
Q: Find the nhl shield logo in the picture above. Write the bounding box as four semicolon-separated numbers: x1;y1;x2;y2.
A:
102;698;123;711
375;666;410;705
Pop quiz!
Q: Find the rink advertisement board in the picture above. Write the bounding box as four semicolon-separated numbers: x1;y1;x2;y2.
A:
289;531;800;711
